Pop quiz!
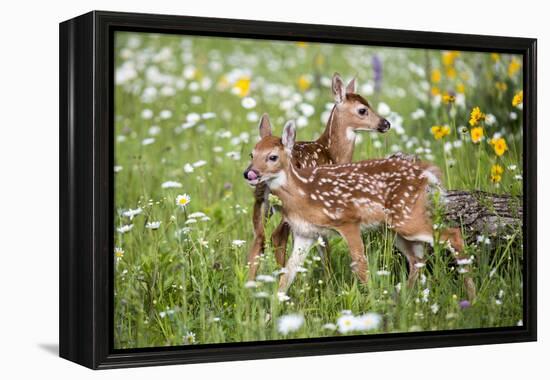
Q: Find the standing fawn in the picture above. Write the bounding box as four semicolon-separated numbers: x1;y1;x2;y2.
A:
243;121;476;300
245;73;390;280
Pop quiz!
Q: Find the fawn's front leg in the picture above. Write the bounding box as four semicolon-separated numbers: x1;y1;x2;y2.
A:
278;234;314;294
272;221;290;267
247;184;268;280
336;224;369;283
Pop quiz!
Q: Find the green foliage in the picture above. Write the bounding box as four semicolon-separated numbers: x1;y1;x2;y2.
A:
113;32;524;348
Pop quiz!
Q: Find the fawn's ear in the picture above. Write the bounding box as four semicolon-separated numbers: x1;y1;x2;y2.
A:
282;120;296;151
258;113;272;138
346;77;357;94
332;72;346;103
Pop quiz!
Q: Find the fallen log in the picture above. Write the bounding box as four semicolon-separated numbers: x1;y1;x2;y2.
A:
387;152;523;240
444;190;523;239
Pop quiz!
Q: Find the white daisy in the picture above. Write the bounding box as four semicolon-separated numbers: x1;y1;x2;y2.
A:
232;240;246;248
159;109;172;119
193;160;207;168
377;102;391;116
114;247;124;259
241;97;257;109
176;194;191;209
256;274;275;283
183;331;196;345
188;212;206;219
244;281;258;289
122;207;142;219
277;292;290;302
146;221;161;230
117;224;133;234
456;258;473;265
337;314;357;334
354;313;382;331
161;181;182;189
183;163;194;173
148;126;161;136
142;137;155;146
201;112;216;119
141;109;153;119
323;323;337;331
277;314;304;335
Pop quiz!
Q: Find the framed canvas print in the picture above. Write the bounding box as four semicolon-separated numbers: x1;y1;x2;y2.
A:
59;11;537;369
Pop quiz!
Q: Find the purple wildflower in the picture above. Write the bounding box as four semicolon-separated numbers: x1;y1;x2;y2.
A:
372;55;383;92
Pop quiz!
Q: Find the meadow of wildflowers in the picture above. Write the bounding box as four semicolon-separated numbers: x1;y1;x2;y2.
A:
113;32;524;349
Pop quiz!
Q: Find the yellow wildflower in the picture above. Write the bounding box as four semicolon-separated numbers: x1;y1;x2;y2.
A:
297;75;311;91
431;69;441;83
296;41;308;48
431;87;441;96
495;81;508;92
442;93;456;104
490;53;500;62
314;53;325;68
508;58;521;77
490;137;508;157
446;66;457;79
470;127;484;143
469;106;486;127
233;77;251;97
491;164;504;183
431;125;451;140
512;90;523;107
442;51;460;66
456;83;465;94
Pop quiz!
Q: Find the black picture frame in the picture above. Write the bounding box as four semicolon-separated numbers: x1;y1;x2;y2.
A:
59;10;537;369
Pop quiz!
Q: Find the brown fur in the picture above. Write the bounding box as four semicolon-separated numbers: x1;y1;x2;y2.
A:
245;73;389;280
246;123;476;300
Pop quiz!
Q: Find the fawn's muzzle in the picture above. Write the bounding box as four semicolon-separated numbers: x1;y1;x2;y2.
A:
377;119;391;132
243;168;260;182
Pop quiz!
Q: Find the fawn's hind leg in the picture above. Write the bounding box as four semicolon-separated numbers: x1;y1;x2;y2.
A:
272;221;291;267
394;234;425;288
247;183;269;280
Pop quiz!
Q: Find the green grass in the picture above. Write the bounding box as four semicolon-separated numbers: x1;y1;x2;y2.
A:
113;32;524;348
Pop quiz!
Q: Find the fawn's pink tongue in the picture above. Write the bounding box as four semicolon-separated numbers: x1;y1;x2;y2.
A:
247;171;258;181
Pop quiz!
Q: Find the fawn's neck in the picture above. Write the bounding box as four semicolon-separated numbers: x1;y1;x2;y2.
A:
268;161;312;206
316;105;356;164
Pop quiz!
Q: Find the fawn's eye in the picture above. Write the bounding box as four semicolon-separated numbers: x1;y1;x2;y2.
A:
249;153;253;159
268;155;278;162
358;108;368;116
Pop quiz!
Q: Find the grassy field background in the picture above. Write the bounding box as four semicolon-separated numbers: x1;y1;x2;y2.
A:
113;32;524;348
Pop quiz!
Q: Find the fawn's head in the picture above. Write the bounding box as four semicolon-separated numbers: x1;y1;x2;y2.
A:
331;73;390;135
243;115;296;188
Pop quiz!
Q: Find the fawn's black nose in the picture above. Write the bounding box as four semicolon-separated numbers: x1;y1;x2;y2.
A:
378;119;391;132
